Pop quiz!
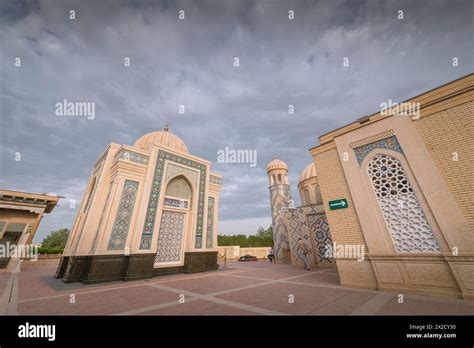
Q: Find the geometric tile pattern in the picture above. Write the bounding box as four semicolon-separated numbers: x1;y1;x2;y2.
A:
164;197;189;209
286;207;315;266
165;163;198;187
368;154;440;252
269;184;292;261
107;180;139;250
140;150;206;249
165;176;192;201
354;135;403;165
154;210;186;264
116;149;149;165
308;214;334;264
206;196;215;248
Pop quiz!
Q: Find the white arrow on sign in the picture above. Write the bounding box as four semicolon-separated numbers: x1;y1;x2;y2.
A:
331;201;346;207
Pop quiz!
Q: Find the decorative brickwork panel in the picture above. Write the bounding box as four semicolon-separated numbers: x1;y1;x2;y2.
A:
165;176;192;201
140;150;206;249
269;184;292;261
286;208;315;266
314;148;366;247
415;101;474;231
107;180;139;250
368;154;439;252
155;210;186;264
116;149;149;165
353;135;403;165
165;163;198;187
308;214;334;264
164;197;188;209
206;197;215;248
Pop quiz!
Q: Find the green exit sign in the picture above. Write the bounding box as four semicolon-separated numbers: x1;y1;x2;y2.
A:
329;198;348;210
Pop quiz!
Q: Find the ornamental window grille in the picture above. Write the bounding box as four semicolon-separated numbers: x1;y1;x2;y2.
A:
367;154;439;252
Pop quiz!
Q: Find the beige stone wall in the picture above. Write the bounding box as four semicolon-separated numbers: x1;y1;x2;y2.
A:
309;74;473;299
313;148;367;247
313;147;378;289
415;100;474;231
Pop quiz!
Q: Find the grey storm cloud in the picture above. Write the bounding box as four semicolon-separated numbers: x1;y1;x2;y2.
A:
0;0;472;241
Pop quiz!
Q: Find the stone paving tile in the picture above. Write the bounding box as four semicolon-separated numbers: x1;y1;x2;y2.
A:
12;261;474;316
225;268;309;280
375;297;474;315
309;291;377;315
228;262;304;271
158;273;267;295
286;271;340;286
17;269;144;301
0;273;10;289
140;299;259;315
18;285;180;315
216;281;350;315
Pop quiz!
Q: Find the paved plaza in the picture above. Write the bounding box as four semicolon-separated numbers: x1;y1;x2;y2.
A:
1;261;473;315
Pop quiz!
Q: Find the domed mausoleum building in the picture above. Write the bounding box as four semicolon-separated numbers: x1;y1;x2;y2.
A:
267;158;334;268
56;126;222;284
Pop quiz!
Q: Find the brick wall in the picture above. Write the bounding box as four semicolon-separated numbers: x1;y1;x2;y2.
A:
313;148;367;247
415;101;474;231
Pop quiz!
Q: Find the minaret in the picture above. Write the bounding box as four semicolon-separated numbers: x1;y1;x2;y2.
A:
267;159;292;262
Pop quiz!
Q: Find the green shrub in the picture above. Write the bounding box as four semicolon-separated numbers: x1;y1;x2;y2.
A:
38;247;63;254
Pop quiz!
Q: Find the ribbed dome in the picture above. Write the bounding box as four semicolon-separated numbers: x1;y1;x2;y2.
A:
267;159;288;173
133;126;188;153
299;163;317;183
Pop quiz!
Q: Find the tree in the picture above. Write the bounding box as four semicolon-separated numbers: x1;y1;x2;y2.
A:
42;228;70;249
256;226;273;240
217;226;273;247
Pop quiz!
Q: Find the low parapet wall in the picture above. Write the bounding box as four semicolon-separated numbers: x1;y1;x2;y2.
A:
20;254;61;267
218;246;271;260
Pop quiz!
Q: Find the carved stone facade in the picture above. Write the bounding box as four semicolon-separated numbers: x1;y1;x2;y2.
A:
57;127;222;284
310;74;474;299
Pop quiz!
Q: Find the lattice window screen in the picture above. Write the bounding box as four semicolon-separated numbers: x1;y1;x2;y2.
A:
367;154;440;252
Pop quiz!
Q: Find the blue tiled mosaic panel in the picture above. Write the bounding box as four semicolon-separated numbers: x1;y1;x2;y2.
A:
206;197;215;248
107;180;139;250
269;184;292;261
140;150;207;249
353;135;403;165
164;197;189;209
116;149;149;165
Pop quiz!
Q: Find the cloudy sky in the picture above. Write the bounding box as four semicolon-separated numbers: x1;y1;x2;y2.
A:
0;0;472;242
